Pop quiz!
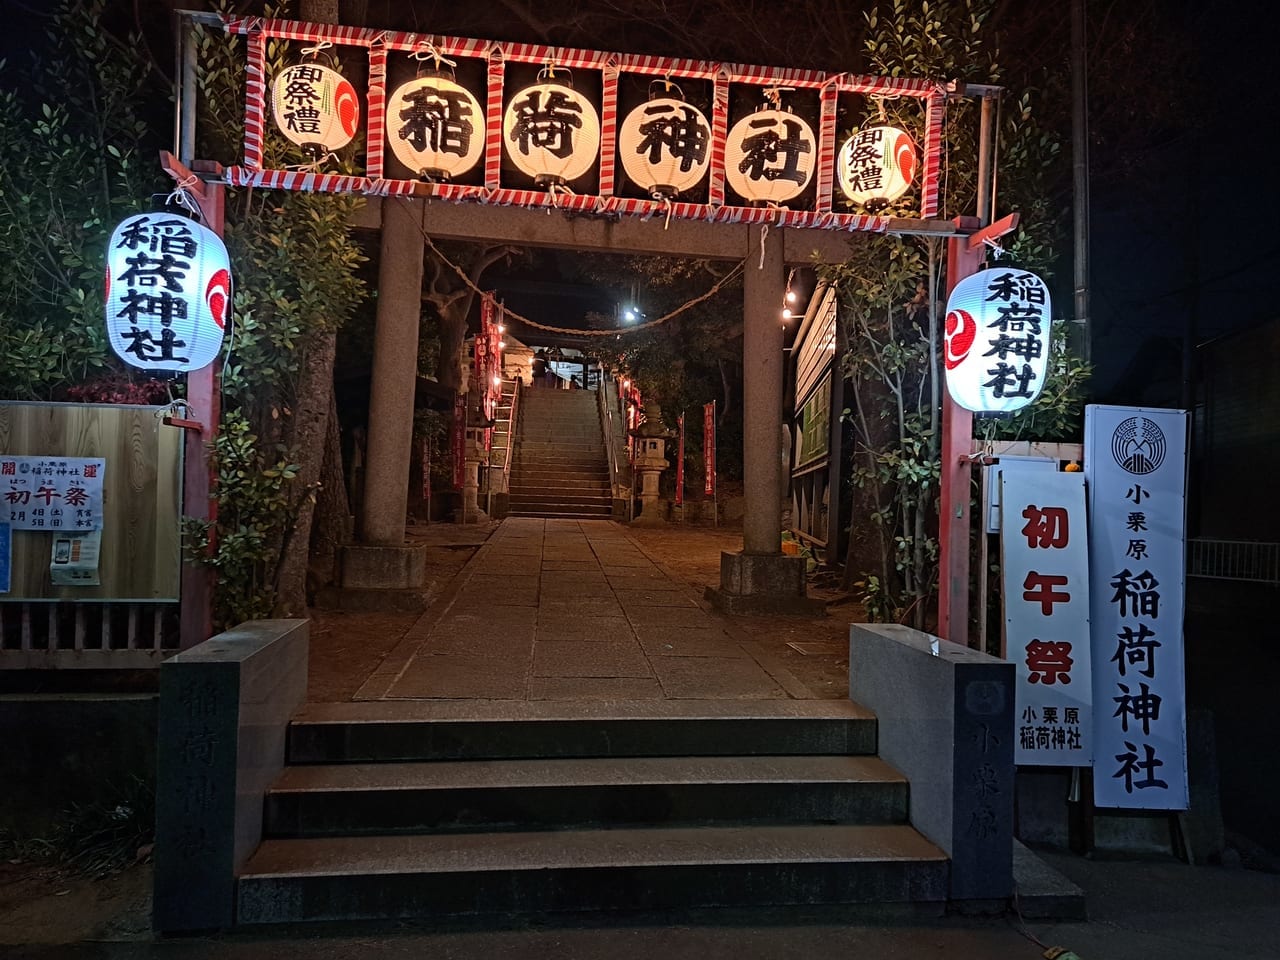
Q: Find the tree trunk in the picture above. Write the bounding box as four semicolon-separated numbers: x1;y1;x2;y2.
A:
273;0;343;617
437;304;468;394
274;330;336;616
309;386;351;591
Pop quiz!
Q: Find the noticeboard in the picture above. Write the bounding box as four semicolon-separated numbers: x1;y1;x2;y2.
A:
0;402;182;601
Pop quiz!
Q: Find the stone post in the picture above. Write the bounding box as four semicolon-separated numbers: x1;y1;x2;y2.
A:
707;226;821;615
742;225;784;554
631;436;669;526
460;432;489;523
332;199;428;610
360;198;423;546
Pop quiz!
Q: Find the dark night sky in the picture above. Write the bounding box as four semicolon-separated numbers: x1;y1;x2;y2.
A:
1;0;1276;403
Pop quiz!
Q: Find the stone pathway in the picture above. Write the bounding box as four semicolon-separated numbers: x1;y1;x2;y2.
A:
355;518;812;701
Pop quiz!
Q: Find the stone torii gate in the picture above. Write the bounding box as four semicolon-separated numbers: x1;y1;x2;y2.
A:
175;11;1015;636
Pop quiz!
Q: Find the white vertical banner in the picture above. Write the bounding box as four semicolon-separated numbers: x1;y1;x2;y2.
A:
1001;471;1092;766
1086;405;1189;810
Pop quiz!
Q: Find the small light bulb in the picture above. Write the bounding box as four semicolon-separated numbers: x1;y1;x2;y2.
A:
786;290;797;303
782;307;792;319
498;340;506;349
492;375;501;385
623;379;631;388
498;324;506;333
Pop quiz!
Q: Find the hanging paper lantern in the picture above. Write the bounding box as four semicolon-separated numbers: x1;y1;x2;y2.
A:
503;81;601;186
387;76;485;180
837;125;917;211
725;109;816;204
944;268;1052;414
271;62;359;159
104;214;231;373
618;96;712;199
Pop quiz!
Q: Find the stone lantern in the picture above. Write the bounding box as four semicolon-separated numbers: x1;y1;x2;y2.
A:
630;401;674;526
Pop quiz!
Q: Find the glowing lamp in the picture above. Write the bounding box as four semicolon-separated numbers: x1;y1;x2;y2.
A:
271;62;359;160
725;109;816;204
837;125;917;211
388;76;484;180
503;81;600;186
105;213;231;373
944;268;1051;414
618;96;711;199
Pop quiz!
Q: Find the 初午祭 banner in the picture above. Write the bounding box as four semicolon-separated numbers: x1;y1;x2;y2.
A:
1085;405;1189;810
1001;470;1092;767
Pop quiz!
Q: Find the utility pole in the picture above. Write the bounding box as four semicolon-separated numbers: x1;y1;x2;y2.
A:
1072;0;1092;365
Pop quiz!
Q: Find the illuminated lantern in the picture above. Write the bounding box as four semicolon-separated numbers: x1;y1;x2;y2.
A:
618;96;711;199
271;62;359;159
944;267;1051;414
503;80;600;186
387;76;485;180
104;213;231;373
837;125;917;211
725;109;816;204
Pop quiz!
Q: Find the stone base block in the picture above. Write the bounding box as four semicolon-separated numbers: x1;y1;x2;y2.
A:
340;543;427;591
704;586;826;616
848;623;1015;902
705;551;824;617
630;499;668;526
314;585;430;613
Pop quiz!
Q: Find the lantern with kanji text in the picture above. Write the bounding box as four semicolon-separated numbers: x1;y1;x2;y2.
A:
270;61;359;160
725;108;816;205
944;267;1051;414
388;75;485;181
618;91;711;199
104;213;231;373
503;77;600;187
837;125;917;211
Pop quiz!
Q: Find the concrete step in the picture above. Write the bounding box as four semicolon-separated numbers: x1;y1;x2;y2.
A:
509;506;614;519
264;755;908;838
515;459;608;471
286;700;879;763
509;477;611;490
237;824;947;922
510;496;613;510
512;468;609;481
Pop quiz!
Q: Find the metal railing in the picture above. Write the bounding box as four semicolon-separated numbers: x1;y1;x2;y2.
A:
1187;539;1280;585
597;374;633;521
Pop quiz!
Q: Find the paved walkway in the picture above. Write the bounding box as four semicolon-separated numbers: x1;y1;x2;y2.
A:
354;518;813;701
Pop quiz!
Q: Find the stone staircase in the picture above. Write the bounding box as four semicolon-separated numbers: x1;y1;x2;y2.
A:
508;389;613;519
235;700;948;923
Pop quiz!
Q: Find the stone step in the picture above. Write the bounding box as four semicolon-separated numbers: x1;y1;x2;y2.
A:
264;755;908;838
515;465;607;474
509;506;615;519
286;700;878;763
510;495;613;509
509;476;611;490
236;824;947;922
513;461;608;472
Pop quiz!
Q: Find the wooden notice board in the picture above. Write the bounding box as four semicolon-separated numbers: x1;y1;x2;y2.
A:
0;402;182;601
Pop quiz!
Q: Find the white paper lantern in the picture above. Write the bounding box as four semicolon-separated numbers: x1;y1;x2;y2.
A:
725;109;816;204
944;268;1052;414
387;76;485;180
104;214;231;373
837;125;917;211
618;97;711;198
271;62;359;158
503;82;601;186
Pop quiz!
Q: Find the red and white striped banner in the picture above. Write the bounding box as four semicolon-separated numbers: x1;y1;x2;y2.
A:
676;412;685;507
222;14;960;232
598;61;619;197
920;89;947;219
365;42;387;180
243;29;266;170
